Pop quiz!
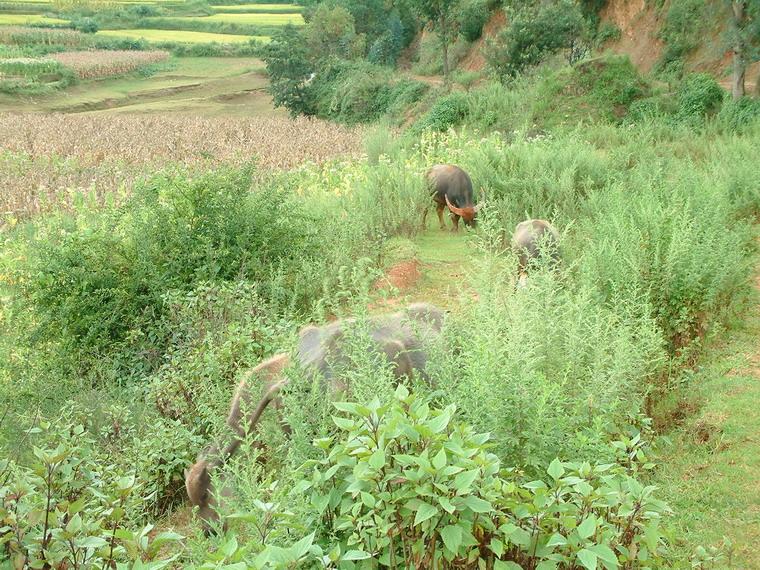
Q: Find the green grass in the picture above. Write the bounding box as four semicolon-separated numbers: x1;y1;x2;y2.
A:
169;12;304;25
213;3;302;13
96;28;269;43
651;276;760;568
0;56;282;117
0;14;67;24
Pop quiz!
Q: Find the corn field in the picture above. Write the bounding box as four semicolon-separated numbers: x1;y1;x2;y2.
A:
0;57;62;78
49;50;169;79
0;113;367;221
0;26;84;46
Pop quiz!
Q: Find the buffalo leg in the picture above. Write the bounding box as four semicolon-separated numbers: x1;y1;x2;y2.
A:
436;204;446;230
422;205;429;229
450;213;460;232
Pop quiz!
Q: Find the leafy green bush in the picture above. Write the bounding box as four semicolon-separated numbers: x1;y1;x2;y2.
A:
676;73;725;124
487;0;586;80
0;414;184;568
457;0;491;42
70;16;98;33
13;167;333;383
412;91;470;133
297;386;672;568
717;95;760;133
312;61;427;124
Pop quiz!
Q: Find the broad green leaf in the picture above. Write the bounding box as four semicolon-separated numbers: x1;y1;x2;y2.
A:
577;548;598;570
432;448;447;470
343;550;371;561
440;525;463;554
427;410;451;434
453;469;479;493
546;533;568;548
368;448;386;470
547;458;565;480
577;515;597;540
438;495;455;513
414;502;439;526
589;544;619;568
290;532;315;559
462;495;492;513
490;538;504;557
332;416;355;430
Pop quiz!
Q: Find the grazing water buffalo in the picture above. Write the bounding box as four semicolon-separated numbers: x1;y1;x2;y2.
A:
185;303;445;534
512;219;560;285
424;164;484;232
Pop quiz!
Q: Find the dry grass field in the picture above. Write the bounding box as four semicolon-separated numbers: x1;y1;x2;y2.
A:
0;113;366;221
50;50;169;78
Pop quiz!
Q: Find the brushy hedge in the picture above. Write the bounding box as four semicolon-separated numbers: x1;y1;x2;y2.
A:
2;118;759;566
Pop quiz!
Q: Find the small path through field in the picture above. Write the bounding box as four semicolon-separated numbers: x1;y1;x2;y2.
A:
652;260;760;566
372;227;479;313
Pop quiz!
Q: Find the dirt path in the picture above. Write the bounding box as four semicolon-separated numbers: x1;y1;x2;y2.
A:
652;270;760;566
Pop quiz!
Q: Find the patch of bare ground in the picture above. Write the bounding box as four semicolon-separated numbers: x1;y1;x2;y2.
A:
599;0;665;73
460;9;506;72
373;259;422;293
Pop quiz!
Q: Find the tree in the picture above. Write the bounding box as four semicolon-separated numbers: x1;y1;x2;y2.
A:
302;4;366;60
725;0;760;99
260;25;315;117
413;0;461;82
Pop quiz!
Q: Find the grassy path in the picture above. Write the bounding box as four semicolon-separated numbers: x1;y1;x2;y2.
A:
652;276;760;566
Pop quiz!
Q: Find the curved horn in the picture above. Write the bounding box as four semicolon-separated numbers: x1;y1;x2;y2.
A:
445;194;466;216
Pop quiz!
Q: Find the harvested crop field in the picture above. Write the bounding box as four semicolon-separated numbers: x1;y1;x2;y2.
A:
170;13;305;25
50;50;170;79
0;113;366;221
96;29;266;44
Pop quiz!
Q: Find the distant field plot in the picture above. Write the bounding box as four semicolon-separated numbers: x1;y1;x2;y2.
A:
213;3;302;13
0;14;67;24
0;25;83;45
97;29;268;43
170;12;304;25
50;50;169;78
0;112;365;219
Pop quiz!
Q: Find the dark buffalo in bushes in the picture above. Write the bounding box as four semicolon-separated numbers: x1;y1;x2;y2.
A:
424;164;484;231
185;302;445;534
512;219;560;284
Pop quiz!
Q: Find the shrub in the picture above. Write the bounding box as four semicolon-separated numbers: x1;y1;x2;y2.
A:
297;386;672;568
594;21;621;46
15;167;331;382
0;413;184;568
70;16;98;33
676;73;724;124
457;0;490;42
487;0;586;80
412;91;470;133
716;95;760;133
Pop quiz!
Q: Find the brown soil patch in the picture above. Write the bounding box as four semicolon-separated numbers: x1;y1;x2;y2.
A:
600;0;665;73
460;9;506;73
374;259;422;292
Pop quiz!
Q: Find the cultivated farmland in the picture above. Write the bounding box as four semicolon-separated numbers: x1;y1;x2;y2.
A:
170;12;305;25
50;49;169;78
0;112;366;220
96;28;268;43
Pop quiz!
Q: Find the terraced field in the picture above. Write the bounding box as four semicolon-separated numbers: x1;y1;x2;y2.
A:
96;29;269;43
170;12;304;25
0;14;67;24
213;3;303;13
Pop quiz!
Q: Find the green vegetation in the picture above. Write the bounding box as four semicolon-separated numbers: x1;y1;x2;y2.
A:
3;111;760;565
1;0;760;567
